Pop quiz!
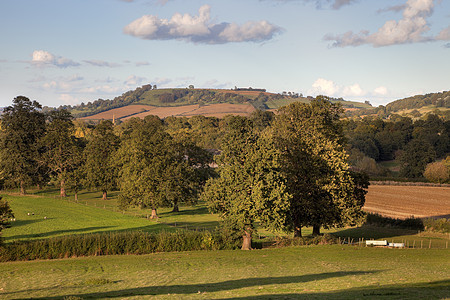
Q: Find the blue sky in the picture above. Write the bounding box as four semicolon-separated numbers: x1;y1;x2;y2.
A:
0;0;449;108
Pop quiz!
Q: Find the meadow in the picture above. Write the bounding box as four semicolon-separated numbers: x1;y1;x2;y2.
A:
1;187;449;299
1;246;449;299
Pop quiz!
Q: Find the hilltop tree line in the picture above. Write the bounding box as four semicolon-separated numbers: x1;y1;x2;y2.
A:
0;96;369;249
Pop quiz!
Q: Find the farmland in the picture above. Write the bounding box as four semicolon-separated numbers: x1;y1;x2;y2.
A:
363;185;450;219
80;103;257;121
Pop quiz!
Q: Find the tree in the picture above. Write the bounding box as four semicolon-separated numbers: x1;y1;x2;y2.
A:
202;116;291;250
116;116;203;219
0;96;46;194
399;139;436;178
40;109;82;197
423;161;450;183
273;98;364;236
84;120;120;200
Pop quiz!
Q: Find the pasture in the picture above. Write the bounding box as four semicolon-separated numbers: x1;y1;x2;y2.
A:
1;185;449;299
1;246;449;299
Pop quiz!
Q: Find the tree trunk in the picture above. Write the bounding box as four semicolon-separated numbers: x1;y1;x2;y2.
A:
102;191;107;200
312;224;321;236
294;226;302;237
172;202;179;212
241;230;252;250
74;192;78;202
150;208;158;219
20;181;25;195
60;180;67;197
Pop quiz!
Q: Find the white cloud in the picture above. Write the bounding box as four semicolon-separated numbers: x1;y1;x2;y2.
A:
83;60;121;67
310;78;370;98
80;85;123;94
60;94;80;105
325;0;441;47
262;0;358;9
31;50;80;68
311;78;339;96
123;5;283;44
437;26;450;40
374;86;388;96
342;83;365;97
124;75;147;86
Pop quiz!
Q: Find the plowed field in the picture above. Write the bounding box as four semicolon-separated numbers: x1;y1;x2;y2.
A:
363;185;450;219
82;103;256;121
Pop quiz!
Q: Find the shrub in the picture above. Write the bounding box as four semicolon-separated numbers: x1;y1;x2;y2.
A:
424;161;450;183
423;218;450;233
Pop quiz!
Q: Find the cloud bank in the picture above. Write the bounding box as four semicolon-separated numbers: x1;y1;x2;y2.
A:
310;78;389;99
325;0;450;47
123;5;283;44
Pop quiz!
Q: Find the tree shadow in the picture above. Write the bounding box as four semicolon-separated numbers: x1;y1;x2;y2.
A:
332;225;418;240
8;271;381;299
158;206;210;217
4;226;117;241
216;279;450;299
162;221;220;231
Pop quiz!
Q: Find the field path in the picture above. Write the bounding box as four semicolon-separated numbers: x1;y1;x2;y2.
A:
363;185;450;219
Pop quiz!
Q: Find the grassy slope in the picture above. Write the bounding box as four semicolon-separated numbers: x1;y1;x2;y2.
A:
3;190;449;248
0;246;448;299
1;192;171;242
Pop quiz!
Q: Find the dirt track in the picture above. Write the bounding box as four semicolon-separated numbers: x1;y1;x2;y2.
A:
363;185;450;219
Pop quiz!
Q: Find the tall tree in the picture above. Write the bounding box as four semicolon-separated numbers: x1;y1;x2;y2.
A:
116;116;204;218
0;96;46;194
84;120;120;200
273;97;364;236
40;109;83;197
202;116;291;250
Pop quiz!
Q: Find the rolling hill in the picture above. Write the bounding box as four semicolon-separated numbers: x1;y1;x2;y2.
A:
56;85;449;122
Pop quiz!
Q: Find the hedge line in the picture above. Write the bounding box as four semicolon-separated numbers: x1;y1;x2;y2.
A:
0;230;240;262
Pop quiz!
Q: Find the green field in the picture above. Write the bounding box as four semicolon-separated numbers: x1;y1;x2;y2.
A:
1;246;449;299
1;191;449;299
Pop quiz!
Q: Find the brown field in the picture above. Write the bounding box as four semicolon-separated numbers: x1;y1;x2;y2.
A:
80;105;155;120
363;185;450;219
82;103;256;121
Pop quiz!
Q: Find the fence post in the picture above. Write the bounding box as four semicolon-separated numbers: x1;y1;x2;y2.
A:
421;240;423;249
429;240;432;249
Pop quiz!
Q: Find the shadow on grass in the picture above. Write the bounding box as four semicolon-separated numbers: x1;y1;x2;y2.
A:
158;206;210;217
332;225;418;240
161;220;220;231
221;279;450;299
4;226;117;241
8;271;382;299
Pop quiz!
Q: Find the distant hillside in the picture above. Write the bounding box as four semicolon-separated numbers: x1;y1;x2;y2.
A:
346;91;450;120
386;91;450;112
55;85;372;119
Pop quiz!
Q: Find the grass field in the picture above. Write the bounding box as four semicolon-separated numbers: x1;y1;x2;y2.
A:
1;246;449;299
1;187;449;299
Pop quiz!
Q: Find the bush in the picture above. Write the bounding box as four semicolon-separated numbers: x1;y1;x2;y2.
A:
423;218;450;233
424;161;450;183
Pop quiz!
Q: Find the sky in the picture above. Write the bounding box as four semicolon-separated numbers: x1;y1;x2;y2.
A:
0;0;449;108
